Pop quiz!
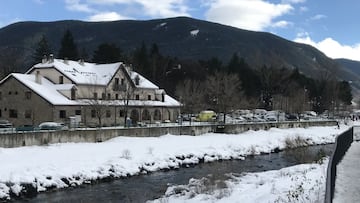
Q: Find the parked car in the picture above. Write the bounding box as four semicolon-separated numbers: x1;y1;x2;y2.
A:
16;125;36;132
0;120;13;128
286;114;299;121
39;122;68;130
195;110;216;122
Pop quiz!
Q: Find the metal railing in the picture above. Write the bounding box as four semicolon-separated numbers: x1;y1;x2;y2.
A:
325;127;354;203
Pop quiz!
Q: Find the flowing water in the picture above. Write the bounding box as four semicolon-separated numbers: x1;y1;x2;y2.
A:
15;144;333;203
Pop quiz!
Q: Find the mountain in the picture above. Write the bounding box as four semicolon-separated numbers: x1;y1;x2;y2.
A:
0;17;358;86
336;58;360;96
336;58;360;75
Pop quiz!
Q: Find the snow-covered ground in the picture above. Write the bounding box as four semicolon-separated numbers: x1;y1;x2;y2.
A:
0;123;351;200
150;160;328;203
333;141;360;203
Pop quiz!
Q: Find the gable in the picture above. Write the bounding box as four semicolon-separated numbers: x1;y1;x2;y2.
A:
32;59;122;85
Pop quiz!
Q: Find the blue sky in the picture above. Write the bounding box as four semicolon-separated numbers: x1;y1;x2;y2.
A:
1;0;360;61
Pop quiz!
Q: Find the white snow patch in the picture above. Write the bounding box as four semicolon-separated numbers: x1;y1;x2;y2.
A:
151;160;328;203
333;141;360;202
190;29;199;36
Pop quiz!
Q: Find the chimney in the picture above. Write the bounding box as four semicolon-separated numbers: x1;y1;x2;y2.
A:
49;54;54;63
78;59;84;65
35;71;42;84
41;55;47;63
134;75;140;85
63;57;68;64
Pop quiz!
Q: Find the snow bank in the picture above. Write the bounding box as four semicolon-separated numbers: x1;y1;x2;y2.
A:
151;159;328;203
0;125;348;200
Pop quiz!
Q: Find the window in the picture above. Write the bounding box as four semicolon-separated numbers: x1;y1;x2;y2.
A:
154;109;161;120
0;109;2;117
148;95;151;100
107;93;111;100
9;109;17;118
25;91;32;99
59;110;66;118
71;88;76;100
135;75;140;85
8;91;12;95
25;110;32;119
0;92;2;100
119;110;125;117
91;110;96;118
102;93;106;100
106;110;111;118
59;76;64;84
115;78;119;85
93;93;98;99
75;110;81;115
121;78;124;85
135;94;140;100
115;94;119;100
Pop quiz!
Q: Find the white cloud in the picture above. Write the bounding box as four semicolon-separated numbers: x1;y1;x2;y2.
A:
65;0;94;13
272;20;293;28
85;0;190;18
294;33;360;61
88;12;129;21
204;0;293;31
282;0;306;4
135;0;189;18
310;14;326;21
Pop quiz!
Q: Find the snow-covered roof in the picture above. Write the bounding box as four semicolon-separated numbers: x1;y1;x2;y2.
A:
31;59;122;85
11;73;77;105
131;71;158;89
7;73;180;107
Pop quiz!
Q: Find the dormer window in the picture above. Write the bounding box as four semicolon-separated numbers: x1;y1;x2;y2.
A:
71;87;76;100
135;75;140;85
59;76;64;84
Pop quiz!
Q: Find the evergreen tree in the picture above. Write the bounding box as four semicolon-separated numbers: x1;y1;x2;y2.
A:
79;47;89;61
92;43;122;64
227;53;240;73
132;42;149;75
58;30;78;60
32;35;51;64
338;80;353;105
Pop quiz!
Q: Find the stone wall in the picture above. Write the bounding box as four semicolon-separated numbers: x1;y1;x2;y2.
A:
0;120;337;148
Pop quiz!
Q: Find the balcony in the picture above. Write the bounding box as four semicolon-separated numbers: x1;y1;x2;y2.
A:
113;84;127;91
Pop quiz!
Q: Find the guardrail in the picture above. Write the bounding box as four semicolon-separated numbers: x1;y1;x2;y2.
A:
325;127;354;203
0;120;337;148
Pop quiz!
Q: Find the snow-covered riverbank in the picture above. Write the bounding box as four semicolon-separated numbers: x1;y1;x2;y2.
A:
150;160;328;203
0;124;349;200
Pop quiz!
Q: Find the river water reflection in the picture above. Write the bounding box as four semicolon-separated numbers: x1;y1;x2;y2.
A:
16;144;333;203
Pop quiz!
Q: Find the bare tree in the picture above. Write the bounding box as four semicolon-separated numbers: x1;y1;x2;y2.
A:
0;47;25;79
175;79;205;114
204;71;243;123
83;87;108;127
115;66;136;126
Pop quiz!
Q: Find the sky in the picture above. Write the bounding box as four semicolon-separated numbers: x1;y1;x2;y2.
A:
1;0;360;61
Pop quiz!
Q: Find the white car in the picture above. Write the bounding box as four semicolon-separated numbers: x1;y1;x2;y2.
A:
39;122;68;130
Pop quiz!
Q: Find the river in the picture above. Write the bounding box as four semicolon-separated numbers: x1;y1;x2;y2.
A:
14;144;333;203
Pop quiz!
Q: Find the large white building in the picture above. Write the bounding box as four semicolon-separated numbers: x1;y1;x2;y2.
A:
0;57;181;127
